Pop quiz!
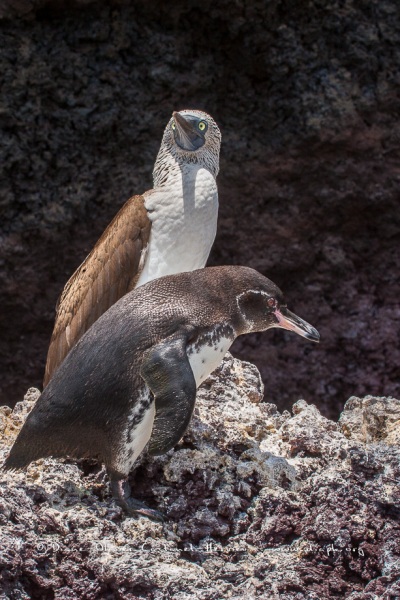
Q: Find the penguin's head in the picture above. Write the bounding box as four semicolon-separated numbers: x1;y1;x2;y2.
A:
154;109;221;184
237;278;320;342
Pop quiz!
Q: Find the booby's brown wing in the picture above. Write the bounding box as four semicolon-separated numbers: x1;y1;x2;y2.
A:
44;195;151;387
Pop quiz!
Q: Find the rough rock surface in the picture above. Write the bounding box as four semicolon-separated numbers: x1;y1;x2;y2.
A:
0;356;399;599
1;0;399;417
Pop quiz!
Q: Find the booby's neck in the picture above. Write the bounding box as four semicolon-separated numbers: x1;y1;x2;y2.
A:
137;165;218;288
153;161;198;191
152;142;219;189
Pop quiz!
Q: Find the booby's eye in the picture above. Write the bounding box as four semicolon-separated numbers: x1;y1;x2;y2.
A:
267;298;277;309
171;122;176;130
198;121;207;132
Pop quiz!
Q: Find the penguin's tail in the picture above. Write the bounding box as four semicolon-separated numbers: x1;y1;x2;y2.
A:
2;394;55;471
3;455;27;471
2;426;45;472
3;444;34;471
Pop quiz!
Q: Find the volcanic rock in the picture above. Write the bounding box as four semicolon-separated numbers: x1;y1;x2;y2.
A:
0;355;399;599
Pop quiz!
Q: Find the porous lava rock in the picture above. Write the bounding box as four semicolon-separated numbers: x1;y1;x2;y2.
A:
0;355;399;599
0;0;399;417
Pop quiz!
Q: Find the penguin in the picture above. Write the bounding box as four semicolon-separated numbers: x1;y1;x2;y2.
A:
5;266;319;520
44;110;221;386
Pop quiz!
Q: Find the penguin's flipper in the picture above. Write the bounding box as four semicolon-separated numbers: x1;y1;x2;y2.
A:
140;336;196;456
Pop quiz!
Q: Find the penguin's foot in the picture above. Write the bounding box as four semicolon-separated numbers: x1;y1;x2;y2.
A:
123;497;164;522
110;478;164;522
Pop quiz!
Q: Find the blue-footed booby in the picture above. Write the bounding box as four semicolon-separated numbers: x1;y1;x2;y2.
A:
44;110;221;386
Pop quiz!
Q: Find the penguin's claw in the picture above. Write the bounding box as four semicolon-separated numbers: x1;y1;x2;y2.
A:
124;498;165;522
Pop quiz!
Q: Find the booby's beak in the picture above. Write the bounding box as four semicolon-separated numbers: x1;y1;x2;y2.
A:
173;111;205;151
274;307;320;342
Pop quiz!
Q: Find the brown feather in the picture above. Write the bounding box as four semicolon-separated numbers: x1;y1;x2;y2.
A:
44;195;151;386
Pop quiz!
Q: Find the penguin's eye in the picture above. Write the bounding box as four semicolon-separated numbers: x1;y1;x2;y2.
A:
267;298;277;309
171;122;176;130
198;121;207;132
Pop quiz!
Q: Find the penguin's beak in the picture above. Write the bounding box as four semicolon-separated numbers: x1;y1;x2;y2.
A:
274;307;320;342
173;111;204;151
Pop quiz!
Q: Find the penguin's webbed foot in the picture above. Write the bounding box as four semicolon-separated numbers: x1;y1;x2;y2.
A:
124;497;164;522
110;478;164;522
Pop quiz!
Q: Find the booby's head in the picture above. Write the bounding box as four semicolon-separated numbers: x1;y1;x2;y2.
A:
236;275;320;343
153;109;221;186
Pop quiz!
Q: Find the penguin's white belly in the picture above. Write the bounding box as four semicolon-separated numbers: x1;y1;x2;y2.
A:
119;389;155;474
137;169;218;287
187;335;233;388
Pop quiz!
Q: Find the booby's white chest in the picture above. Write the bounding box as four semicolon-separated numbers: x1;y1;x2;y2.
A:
186;329;234;388
136;167;218;287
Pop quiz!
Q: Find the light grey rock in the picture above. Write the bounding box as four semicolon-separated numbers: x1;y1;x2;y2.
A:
0;355;399;599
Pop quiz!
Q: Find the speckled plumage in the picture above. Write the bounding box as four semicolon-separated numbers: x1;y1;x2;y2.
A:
152;109;221;186
5;266;319;518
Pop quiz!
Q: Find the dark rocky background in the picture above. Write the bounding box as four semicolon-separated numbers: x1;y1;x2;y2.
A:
0;0;399;418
